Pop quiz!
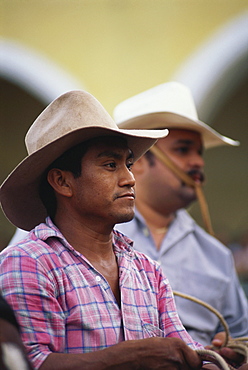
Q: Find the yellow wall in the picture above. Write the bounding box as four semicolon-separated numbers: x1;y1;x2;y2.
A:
1;0;248;247
1;0;248;112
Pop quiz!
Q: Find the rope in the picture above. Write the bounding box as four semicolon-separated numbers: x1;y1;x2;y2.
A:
173;291;248;369
195;184;214;237
150;145;214;236
196;349;232;370
173;291;230;346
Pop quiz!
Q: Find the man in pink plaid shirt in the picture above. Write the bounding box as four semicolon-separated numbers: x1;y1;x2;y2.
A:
0;90;221;369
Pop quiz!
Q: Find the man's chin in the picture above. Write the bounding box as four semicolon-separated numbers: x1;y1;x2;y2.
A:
115;212;135;225
180;188;198;206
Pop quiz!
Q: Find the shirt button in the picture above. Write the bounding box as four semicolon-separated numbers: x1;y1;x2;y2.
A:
143;227;149;237
96;276;101;282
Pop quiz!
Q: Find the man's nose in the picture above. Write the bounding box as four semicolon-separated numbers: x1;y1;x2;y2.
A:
119;167;135;187
189;152;205;168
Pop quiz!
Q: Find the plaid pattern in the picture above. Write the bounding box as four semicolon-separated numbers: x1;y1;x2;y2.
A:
0;218;202;369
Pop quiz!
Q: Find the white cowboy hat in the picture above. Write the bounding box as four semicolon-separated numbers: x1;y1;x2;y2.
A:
113;81;239;148
0;90;168;231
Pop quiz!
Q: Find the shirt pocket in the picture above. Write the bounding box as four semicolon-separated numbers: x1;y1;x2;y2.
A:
123;317;164;340
141;321;164;338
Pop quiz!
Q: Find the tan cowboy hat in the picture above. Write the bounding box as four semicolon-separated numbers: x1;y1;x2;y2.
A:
0;90;168;231
113;81;239;148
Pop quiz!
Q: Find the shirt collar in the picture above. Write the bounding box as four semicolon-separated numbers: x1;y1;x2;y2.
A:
33;217;64;241
112;229;134;254
33;217;134;255
133;208;196;237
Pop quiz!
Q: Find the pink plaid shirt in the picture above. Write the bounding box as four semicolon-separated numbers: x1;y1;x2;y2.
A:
0;218;202;369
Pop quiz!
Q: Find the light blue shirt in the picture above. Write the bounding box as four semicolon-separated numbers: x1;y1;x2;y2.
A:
115;209;248;346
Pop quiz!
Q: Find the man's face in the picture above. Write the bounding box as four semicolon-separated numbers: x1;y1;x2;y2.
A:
70;136;136;231
134;129;204;211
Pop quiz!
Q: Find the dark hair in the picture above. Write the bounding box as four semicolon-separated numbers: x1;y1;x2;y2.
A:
39;141;90;219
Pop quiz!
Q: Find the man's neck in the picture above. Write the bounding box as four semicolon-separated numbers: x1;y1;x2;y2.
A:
136;199;175;229
54;213;114;262
135;200;176;250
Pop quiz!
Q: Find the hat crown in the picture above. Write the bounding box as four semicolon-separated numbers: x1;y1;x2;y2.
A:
26;90;117;155
113;81;239;149
114;82;199;124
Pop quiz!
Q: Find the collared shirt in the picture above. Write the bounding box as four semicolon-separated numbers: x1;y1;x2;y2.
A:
116;209;248;346
0;217;201;370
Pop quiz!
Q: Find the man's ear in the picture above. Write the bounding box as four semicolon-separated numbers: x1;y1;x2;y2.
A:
47;169;73;197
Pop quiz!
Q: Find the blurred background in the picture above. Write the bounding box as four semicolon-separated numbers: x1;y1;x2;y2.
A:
1;1;248;290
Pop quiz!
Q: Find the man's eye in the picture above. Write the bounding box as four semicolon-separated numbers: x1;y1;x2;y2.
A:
106;162;116;169
176;147;189;154
127;162;133;171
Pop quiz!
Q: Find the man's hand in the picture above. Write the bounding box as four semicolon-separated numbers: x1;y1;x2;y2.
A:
126;337;203;369
40;336;204;370
207;332;245;368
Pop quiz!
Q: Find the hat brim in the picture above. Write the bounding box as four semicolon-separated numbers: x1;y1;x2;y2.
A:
1;126;168;231
118;112;239;149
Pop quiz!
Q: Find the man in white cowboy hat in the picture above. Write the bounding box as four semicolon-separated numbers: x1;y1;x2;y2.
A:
0;90;219;370
114;82;248;348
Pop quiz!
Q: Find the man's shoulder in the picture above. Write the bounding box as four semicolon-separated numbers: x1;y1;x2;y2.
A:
1;222;60;259
1;234;48;260
177;210;232;257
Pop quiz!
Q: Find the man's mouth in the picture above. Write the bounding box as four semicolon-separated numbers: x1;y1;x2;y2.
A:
115;192;135;200
187;169;205;184
181;170;205;187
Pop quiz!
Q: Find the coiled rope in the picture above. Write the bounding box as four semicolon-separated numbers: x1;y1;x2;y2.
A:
173;290;248;369
196;349;232;370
